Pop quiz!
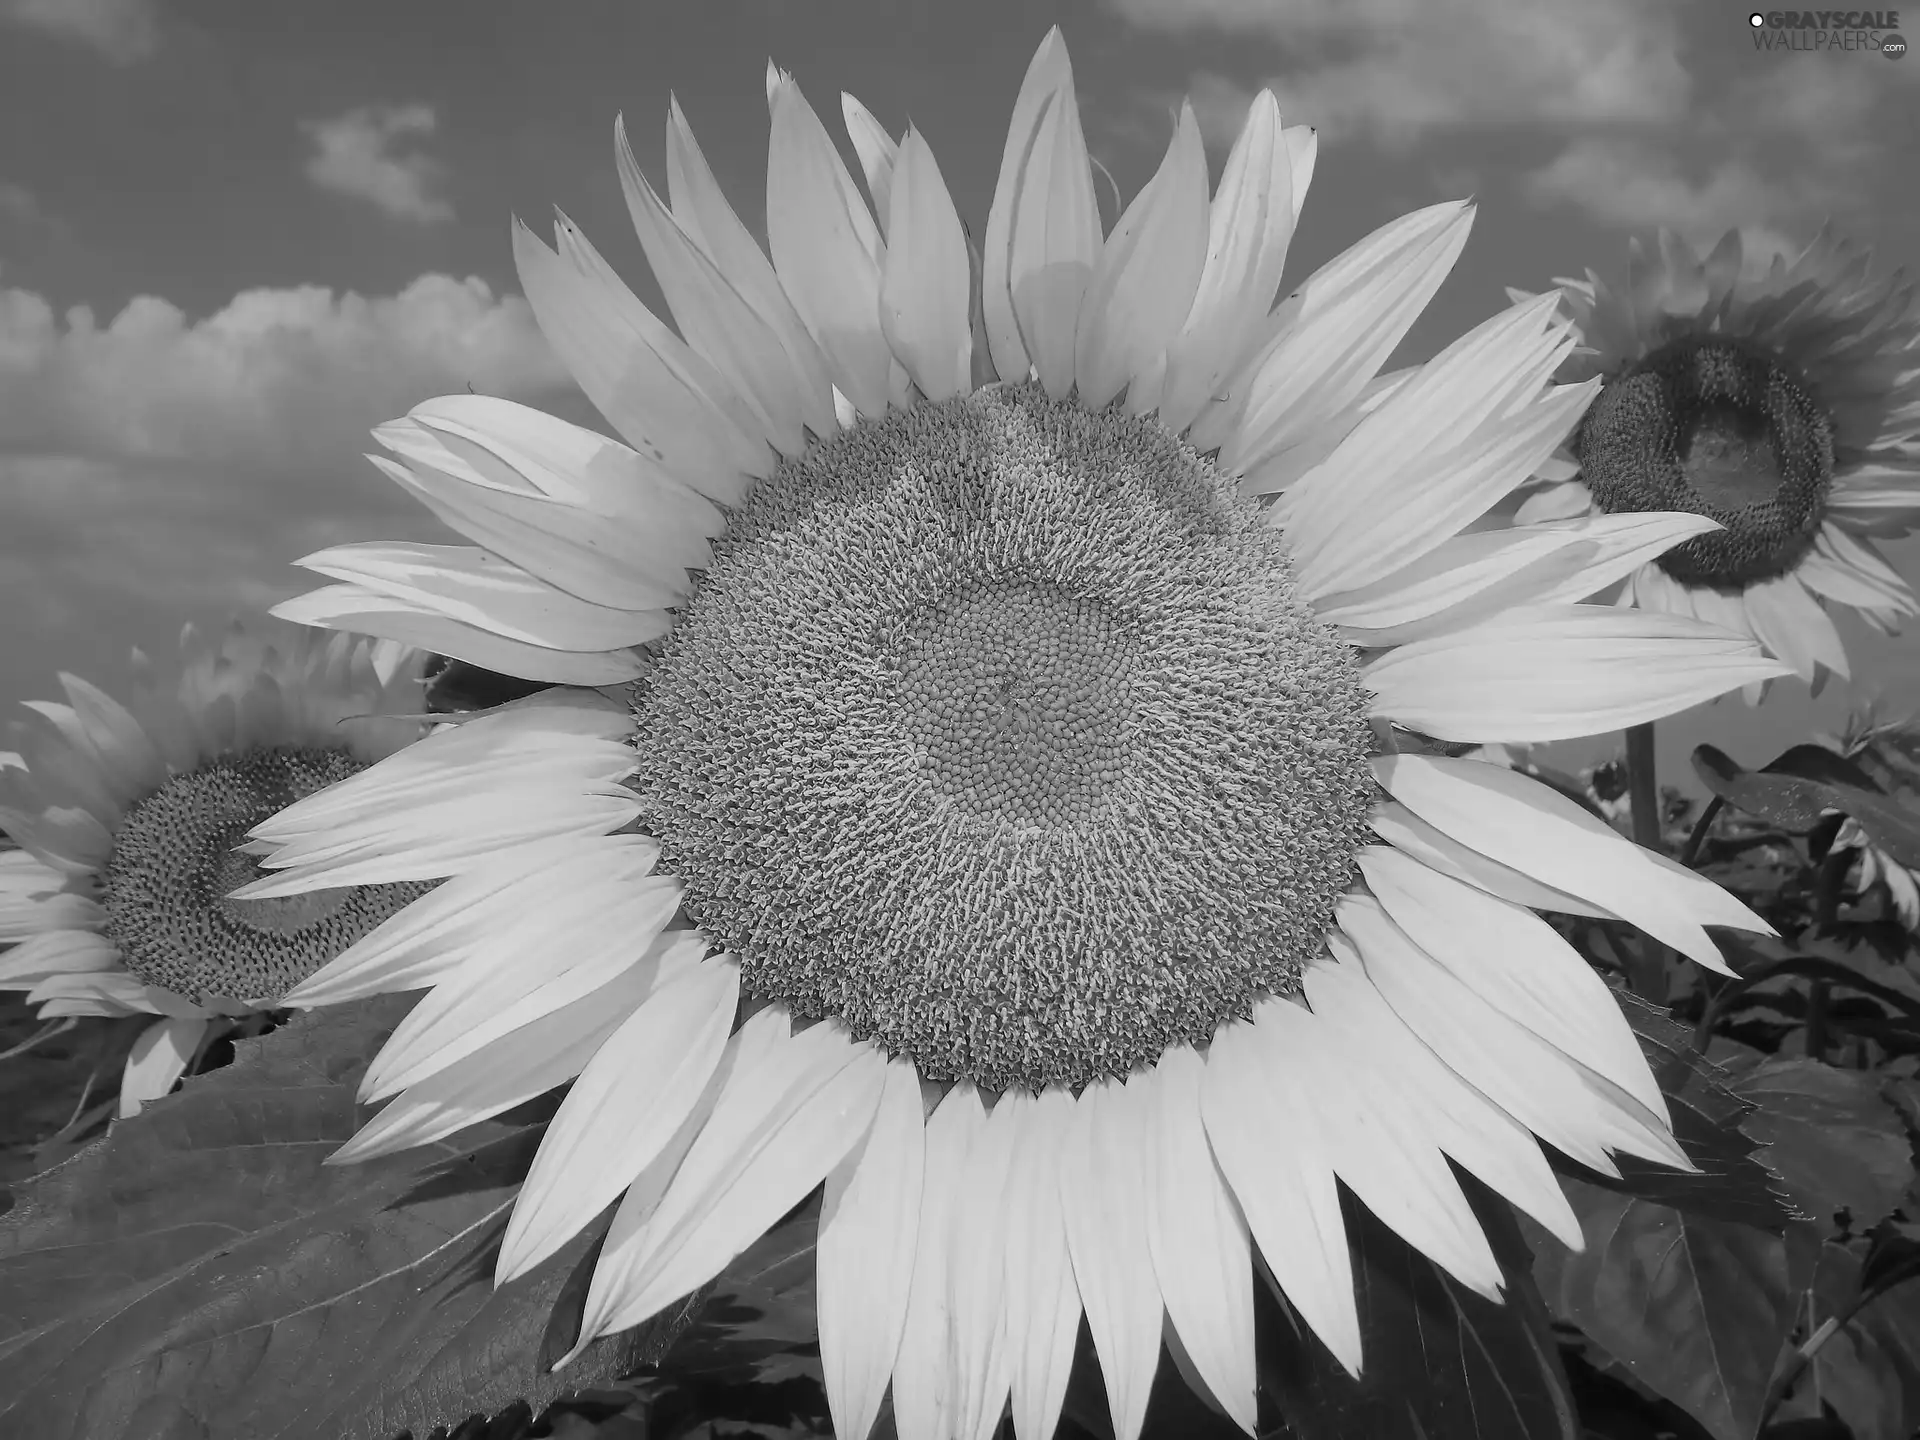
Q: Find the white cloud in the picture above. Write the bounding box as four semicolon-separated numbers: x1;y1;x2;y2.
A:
302;104;455;224
1110;0;1690;144
0;273;562;465
0;0;157;63
0;274;573;700
1521;54;1903;253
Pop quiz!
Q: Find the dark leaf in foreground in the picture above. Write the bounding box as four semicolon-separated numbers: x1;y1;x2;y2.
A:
1692;743;1920;868
1715;1053;1915;1231
1529;1177;1821;1440
0;996;697;1440
1768;1241;1920;1440
1554;995;1796;1233
1264;1178;1578;1440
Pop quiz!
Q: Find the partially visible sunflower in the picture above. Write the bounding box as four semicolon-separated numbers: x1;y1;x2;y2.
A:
0;620;430;1115
1512;227;1920;701
240;32;1790;1440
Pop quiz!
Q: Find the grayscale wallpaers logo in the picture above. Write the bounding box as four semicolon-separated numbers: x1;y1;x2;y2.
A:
1748;10;1907;54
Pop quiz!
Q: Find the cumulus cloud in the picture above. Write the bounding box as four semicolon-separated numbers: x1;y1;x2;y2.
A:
302;104;455;224
1522;54;1905;252
0;274;573;702
0;0;157;63
1111;0;1690;144
0;273;562;465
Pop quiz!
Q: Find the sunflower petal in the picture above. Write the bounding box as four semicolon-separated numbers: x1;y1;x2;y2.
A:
840;93;899;237
1374;753;1771;976
880;127;973;402
767;75;893;418
1203;1006;1360;1377
818;1058;926;1440
1157;90;1295;435
118;1016;209;1117
1060;1078;1164;1440
295;543;675;651
1074;101;1209;410
981;29;1075;384
495;953;740;1281
585;1023;887;1340
1141;1047;1257;1435
272;585;649;686
1004;1085;1084;1440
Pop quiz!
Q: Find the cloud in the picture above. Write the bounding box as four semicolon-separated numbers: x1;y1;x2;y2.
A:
0;274;573;700
302;104;455;224
0;182;52;231
1110;0;1691;144
1521;53;1905;254
0;0;157;63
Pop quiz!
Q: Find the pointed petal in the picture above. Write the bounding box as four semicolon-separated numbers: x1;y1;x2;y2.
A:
118;1016;209;1117
512;219;766;504
358;873;683;1102
1363;603;1794;743
880;127;973;403
818;1058;926;1440
1327;907;1590;1244
1141;1047;1257;1434
1373;753;1770;978
1741;572;1849;682
894;1082;1018;1440
982;29;1076;384
1060;1077;1164;1440
661;96;838;445
767;75;893;418
1202;1006;1360;1377
56;673;166;803
581;1019;886;1340
841;93;899;239
1215;201;1474;470
1370;800;1613;918
618;115;830;455
1008;83;1103;400
272;584;649;686
495;954;740;1280
1158;90;1295;435
1004;1086;1084;1440
1074;101;1209;409
1342;878;1686;1174
330;954;668;1162
295;543;674;650
1315;512;1721;647
0;928;120;988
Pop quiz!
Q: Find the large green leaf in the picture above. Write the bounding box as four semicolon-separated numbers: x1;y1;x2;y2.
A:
1766;1241;1920;1440
0;996;697;1440
1558;995;1796;1232
1717;1054;1915;1231
1529;1178;1821;1440
1692;744;1920;868
1263;1181;1578;1440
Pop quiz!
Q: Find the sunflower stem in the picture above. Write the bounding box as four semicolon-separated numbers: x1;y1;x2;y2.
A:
1624;722;1663;853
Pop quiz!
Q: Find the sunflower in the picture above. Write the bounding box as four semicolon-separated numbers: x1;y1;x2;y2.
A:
0;620;431;1116
244;33;1791;1440
1512;227;1920;702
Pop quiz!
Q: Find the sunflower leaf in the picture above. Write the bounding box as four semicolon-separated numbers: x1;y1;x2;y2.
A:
0;995;699;1440
1260;1178;1579;1440
1549;993;1797;1233
1692;743;1920;868
1713;1053;1916;1233
1764;1241;1920;1440
1528;1182;1823;1440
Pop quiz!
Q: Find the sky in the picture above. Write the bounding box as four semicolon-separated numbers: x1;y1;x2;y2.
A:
1;0;1917;796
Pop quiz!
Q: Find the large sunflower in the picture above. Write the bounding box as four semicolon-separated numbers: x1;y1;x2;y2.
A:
0;620;430;1115
244;33;1791;1440
1513;227;1920;701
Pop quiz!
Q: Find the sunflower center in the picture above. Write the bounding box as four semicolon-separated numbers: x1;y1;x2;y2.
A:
630;384;1377;1092
1574;334;1835;589
99;746;434;1003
